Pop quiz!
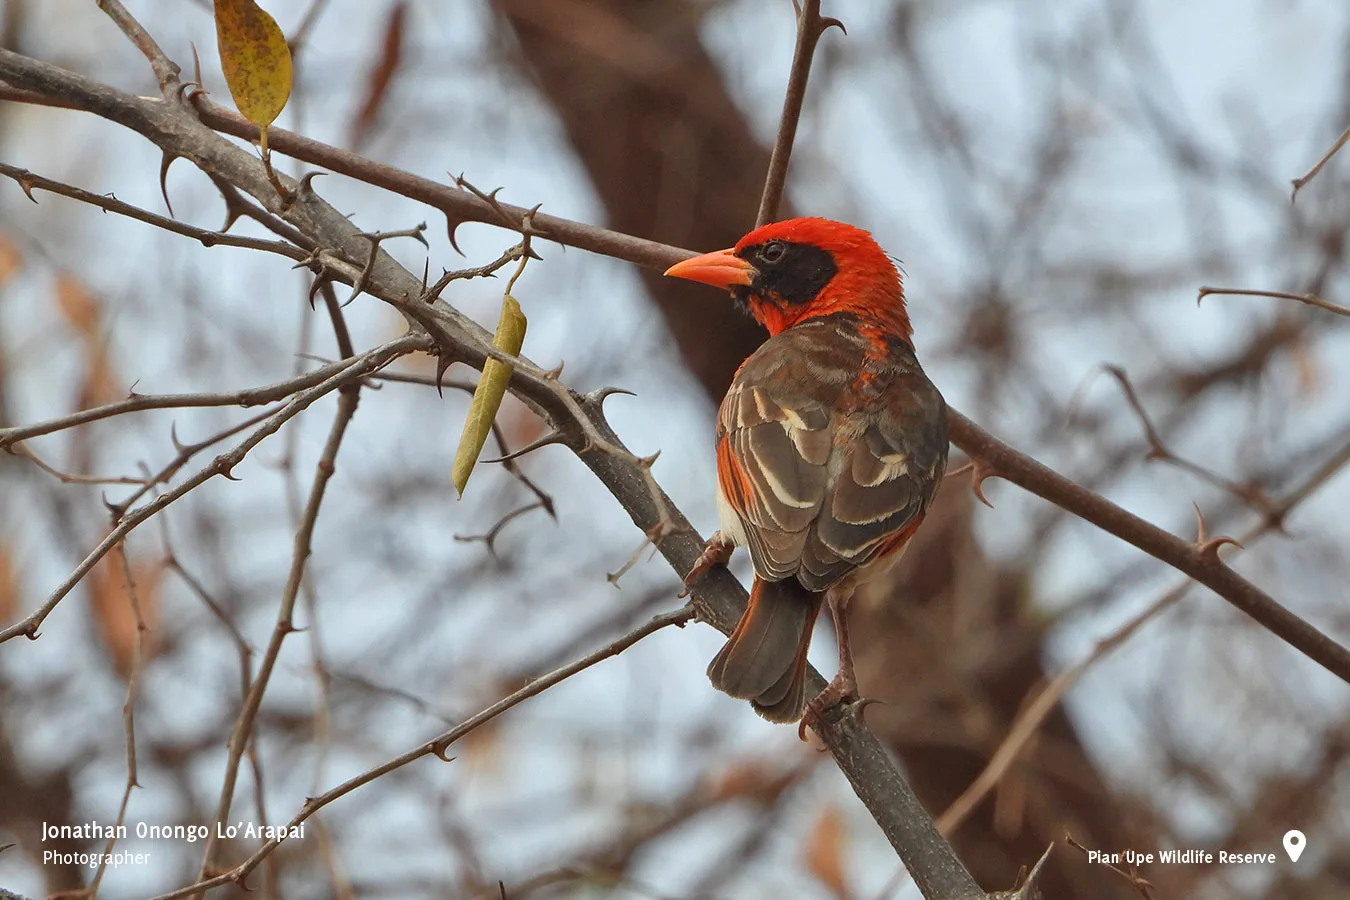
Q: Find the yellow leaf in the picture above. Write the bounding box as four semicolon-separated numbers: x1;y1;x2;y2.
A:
452;295;527;497
215;0;293;152
54;271;100;341
805;805;851;900
0;232;22;289
89;544;161;680
0;543;17;625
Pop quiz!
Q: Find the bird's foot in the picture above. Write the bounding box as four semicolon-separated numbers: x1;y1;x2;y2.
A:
797;674;862;741
679;530;735;597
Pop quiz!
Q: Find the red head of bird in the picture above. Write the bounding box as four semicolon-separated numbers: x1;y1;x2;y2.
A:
663;217;911;341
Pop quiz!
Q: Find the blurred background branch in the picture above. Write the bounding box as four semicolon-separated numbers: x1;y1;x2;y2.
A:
1;1;1348;899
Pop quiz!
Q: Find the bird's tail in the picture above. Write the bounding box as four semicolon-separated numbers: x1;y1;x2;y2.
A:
707;577;822;723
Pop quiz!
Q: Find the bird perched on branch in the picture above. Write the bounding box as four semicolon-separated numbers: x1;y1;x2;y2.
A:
665;217;948;725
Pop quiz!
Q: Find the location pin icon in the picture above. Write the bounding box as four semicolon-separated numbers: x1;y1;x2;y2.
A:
1283;830;1306;862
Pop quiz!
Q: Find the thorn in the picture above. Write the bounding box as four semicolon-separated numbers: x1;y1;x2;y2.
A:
970;460;998;508
188;43;207;103
587;385;635;408
480;431;567;464
1197;536;1243;562
636;451;661;470
847;695;886;725
445;212;468;255
295;171;325;199
820;16;847;34
159;151;177;217
544;360;565;380
434;354;453;398
170;421;187;453
308;275;327;310
1192;503;1242;561
18;175;37;203
211;175;247;233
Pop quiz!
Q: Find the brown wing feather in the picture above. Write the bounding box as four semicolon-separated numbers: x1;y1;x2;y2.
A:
716;317;948;591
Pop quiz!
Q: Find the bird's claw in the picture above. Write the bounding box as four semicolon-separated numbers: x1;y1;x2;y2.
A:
681;531;735;595
797;677;866;741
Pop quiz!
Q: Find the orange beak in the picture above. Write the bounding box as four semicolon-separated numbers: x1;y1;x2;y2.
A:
663;248;757;289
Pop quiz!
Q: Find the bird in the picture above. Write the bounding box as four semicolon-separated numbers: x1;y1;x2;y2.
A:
664;217;949;725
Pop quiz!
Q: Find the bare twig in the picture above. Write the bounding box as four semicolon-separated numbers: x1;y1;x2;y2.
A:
946;409;1350;684
0;355;367;449
87;545;149;899
144;605;696;900
756;0;844;226
1290;124;1350;200
453;502;547;558
96;0;180;91
936;582;1189;836
0;163;310;264
1198;285;1350;318
196;339;365;884
1099;365;1278;517
0;335;425;644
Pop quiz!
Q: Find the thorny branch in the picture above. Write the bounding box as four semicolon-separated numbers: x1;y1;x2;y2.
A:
8;52;1322;694
942;438;1332;839
142;606;697;900
0;4;1346;897
0;336;426;643
945;410;1350;683
196;338;365;883
0;355;371;449
1096;365;1278;519
0;163;309;264
0;12;1003;899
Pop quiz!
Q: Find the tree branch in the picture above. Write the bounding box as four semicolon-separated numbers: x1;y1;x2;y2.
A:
945;410;1350;683
755;0;842;226
0;336;425;643
142;605;696;900
5;40;1350;899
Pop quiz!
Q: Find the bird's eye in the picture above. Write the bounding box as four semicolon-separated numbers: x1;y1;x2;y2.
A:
760;241;787;264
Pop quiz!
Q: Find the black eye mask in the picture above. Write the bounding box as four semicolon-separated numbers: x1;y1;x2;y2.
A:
739;241;838;306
